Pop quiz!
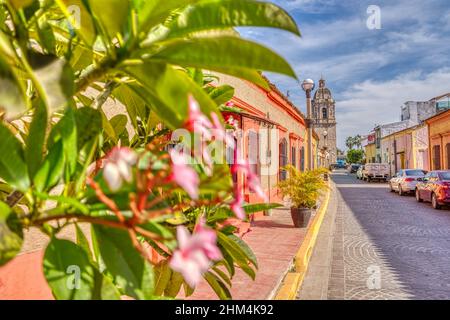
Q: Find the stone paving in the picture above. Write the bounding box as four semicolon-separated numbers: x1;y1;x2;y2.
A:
299;170;450;300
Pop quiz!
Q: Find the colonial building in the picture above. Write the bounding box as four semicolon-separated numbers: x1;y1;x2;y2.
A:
212;73;318;214
426;108;450;170
312;78;337;166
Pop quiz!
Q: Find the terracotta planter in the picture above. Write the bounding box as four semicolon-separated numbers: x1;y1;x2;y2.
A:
290;207;312;228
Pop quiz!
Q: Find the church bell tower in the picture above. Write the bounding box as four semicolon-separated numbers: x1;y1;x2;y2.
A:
312;77;337;165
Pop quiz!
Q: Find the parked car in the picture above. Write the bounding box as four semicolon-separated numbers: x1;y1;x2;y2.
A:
357;165;364;180
415;170;450;209
362;163;390;182
348;164;361;174
389;169;427;196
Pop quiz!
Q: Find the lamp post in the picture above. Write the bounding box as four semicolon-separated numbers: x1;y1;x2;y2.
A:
302;79;315;170
323;130;328;168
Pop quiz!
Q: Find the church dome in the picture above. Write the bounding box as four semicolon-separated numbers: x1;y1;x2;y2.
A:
313;78;334;102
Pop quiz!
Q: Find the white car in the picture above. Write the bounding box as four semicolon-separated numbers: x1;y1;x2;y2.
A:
362;163;390;182
389;169;428;196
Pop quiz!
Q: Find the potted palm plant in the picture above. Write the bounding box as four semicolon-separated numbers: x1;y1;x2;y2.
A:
278;166;328;228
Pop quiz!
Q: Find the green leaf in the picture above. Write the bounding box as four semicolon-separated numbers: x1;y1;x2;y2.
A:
25;101;48;180
9;0;34;9
88;0;130;40
204;271;231;300
124;62;219;129
149;36;297;79
166;0;300;39
43;238;121;300
112;84;147;129
133;0;198;34
164;271;184;297
243;203;282;214
109;114;128;137
56;0;97;45
154;261;172;296
0;32;28;116
217;232;255;280
93;225;154;300
0;122;29;191
0;200;23;266
74;107;102;149
228;234;258;269
51;107;78;177
212;266;232;287
33;140;64;192
37;18;56;54
139;221;173;240
29;53;75;111
209;85;234;105
75;224;94;262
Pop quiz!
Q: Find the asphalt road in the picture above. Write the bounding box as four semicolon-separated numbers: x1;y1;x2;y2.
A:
326;170;450;299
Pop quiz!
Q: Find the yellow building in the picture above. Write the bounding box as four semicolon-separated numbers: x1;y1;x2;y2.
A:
365;143;376;163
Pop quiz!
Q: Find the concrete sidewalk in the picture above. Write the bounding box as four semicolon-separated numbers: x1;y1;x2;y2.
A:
188;209;307;300
296;180;338;299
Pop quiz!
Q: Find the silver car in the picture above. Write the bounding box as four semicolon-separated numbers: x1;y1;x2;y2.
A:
389;169;428;196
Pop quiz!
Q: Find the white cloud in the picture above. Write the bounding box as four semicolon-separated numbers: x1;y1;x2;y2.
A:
241;1;450;149
336;68;450;149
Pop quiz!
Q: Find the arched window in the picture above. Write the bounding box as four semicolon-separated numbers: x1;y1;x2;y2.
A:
279;139;288;180
322;108;328;119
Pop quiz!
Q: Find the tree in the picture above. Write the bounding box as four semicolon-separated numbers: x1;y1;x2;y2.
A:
347;149;364;164
345;136;355;150
0;0;299;300
346;135;363;150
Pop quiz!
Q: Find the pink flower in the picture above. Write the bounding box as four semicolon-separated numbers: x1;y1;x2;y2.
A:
170;224;222;287
230;186;246;219
103;147;137;192
210;112;236;147
232;156;268;203
169;149;200;200
226;115;239;130
185;95;212;139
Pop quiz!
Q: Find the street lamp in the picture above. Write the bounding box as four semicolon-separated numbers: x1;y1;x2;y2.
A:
323;130;328;167
302;79;315;170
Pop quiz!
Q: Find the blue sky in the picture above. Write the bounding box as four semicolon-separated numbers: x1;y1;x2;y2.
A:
239;0;450;150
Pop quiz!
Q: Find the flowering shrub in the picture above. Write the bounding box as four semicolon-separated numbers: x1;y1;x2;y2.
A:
0;0;299;299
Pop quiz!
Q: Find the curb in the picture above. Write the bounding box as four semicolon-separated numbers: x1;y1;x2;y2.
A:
273;181;332;300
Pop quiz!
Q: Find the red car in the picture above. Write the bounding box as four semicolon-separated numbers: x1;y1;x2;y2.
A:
415;170;450;209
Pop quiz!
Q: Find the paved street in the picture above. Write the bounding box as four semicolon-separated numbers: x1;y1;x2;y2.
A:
298;170;450;300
